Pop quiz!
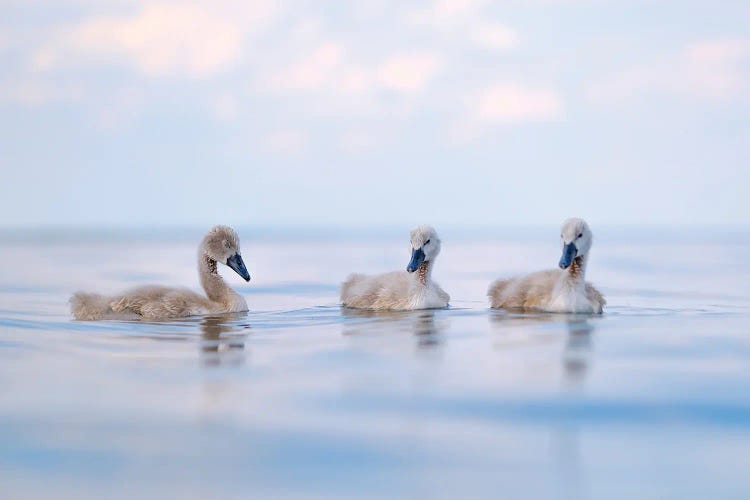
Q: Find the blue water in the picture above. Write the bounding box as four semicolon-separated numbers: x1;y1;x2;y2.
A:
1;227;749;499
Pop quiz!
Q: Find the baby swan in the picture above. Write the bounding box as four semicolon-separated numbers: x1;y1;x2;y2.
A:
341;225;450;310
71;225;251;320
488;218;605;314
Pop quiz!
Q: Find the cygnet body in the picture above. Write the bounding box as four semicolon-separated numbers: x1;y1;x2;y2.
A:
488;218;605;314
71;225;251;320
341;225;450;310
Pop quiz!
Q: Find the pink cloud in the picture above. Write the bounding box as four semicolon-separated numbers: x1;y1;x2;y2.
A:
33;2;277;77
475;83;563;122
587;38;750;103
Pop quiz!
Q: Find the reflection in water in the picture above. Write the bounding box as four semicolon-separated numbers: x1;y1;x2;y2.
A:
341;308;445;348
488;310;562;349
563;318;594;386
489;311;595;500
556;319;595;500
413;311;441;348
488;311;596;386
200;314;250;367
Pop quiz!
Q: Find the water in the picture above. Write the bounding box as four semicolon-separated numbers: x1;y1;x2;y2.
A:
1;227;749;499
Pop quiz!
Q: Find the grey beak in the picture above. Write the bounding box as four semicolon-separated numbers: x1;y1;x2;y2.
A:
407;247;426;273
227;253;251;281
559;242;578;269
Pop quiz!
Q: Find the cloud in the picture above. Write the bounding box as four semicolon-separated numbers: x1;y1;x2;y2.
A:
377;53;442;92
33;2;277;77
587;38;750;103
266;42;348;92
449;82;563;143
474;83;563;122
406;0;519;52
266;44;442;96
471;23;520;51
409;0;489;30
2;0;552;144
682;39;750;97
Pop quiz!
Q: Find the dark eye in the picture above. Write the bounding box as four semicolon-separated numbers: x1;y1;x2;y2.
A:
577;233;583;239
425;239;431;245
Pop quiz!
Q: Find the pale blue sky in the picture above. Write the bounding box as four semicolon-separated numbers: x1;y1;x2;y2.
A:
1;0;748;228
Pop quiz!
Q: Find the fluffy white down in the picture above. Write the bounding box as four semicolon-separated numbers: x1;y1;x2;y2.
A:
340;225;450;311
70;225;250;320
488;218;605;314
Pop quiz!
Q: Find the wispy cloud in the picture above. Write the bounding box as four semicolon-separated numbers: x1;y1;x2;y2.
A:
406;0;519;52
33;2;277;77
587;38;750;104
377;53;443;92
407;0;489;30
450;82;563;143
266;43;442;95
3;0;555;142
470;23;520;51
475;83;563;122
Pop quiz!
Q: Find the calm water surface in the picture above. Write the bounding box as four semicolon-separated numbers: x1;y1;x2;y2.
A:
1;227;749;499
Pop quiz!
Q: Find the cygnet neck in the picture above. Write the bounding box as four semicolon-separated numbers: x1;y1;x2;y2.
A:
416;260;432;286
199;252;234;303
566;255;587;285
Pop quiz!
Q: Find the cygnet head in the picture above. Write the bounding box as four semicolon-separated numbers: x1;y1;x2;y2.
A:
559;218;593;269
201;225;251;281
406;225;441;273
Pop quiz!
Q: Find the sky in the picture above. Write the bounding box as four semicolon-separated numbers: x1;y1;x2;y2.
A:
0;0;748;228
